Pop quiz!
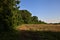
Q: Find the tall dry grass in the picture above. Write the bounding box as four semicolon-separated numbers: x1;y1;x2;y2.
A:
17;24;60;32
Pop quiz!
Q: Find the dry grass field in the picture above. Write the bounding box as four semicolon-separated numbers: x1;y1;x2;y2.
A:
15;24;60;40
17;24;60;32
1;24;60;40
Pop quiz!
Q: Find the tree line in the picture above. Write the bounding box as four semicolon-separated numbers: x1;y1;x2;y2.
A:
19;10;46;24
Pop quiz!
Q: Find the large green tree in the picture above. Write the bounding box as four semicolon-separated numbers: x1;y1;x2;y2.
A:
0;0;20;31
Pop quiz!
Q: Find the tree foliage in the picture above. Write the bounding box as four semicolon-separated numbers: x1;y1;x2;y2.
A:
20;10;32;24
0;0;20;31
18;10;46;24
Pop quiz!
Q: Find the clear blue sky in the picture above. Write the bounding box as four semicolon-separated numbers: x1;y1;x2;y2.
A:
20;0;60;23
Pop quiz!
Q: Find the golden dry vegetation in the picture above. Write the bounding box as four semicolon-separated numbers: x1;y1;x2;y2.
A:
17;24;60;32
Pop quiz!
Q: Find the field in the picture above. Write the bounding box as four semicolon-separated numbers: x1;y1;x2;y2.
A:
17;24;60;32
16;24;60;40
0;24;60;40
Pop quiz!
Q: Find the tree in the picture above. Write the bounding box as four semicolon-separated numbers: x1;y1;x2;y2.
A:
20;10;32;24
17;10;24;25
0;0;20;31
18;10;46;24
38;20;46;24
31;16;38;24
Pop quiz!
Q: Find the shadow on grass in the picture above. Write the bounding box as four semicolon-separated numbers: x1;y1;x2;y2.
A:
0;30;60;40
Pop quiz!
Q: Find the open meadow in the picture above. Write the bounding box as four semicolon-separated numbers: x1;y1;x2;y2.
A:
0;24;60;40
17;24;60;32
15;24;60;40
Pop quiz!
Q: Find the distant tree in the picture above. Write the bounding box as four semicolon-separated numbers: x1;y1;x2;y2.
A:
17;10;24;25
20;10;32;24
18;10;46;24
31;16;38;24
38;20;47;24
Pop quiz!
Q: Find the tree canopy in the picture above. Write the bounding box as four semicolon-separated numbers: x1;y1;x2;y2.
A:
0;0;20;31
18;10;46;24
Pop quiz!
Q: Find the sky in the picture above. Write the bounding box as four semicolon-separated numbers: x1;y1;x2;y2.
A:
20;0;60;23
